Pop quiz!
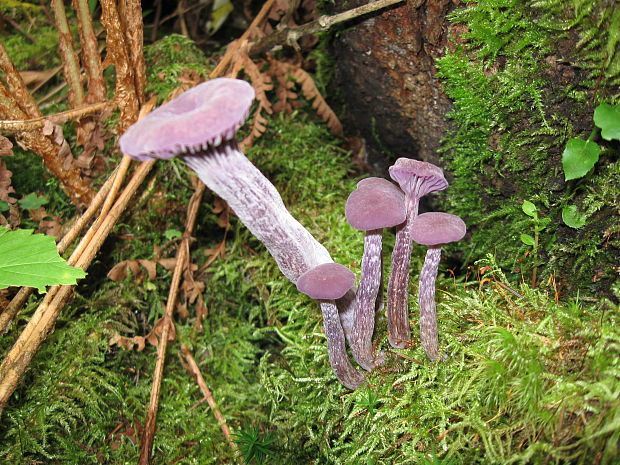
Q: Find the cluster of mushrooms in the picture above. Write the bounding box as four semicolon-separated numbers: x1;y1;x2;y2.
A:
120;78;466;390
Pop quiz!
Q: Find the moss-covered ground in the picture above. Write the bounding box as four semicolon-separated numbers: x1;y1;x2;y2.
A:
1;115;619;464
1;1;619;464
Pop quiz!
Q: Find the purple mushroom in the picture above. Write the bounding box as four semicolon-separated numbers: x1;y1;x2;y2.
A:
410;212;466;361
296;262;365;389
386;158;448;349
119;78;334;284
345;177;406;370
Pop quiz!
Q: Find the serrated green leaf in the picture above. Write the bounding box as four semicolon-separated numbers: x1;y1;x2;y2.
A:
0;200;8;212
520;234;535;246
521;200;537;218
593;103;620;141
562;205;588;229
562;138;601;181
18;193;48;210
0;227;86;292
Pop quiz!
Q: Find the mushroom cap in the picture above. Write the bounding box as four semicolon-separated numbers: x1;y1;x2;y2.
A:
346;178;406;230
296;263;356;300
119;78;255;161
388;158;448;198
410;212;466;246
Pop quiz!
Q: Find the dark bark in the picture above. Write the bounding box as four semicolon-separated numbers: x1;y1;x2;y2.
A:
332;0;457;171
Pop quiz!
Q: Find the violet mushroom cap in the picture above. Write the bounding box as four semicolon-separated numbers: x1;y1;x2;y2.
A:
345;178;405;370
119;78;334;284
386;158;448;349
410;212;466;361
296;263;365;390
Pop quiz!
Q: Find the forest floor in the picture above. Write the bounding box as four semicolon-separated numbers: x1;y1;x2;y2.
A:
0;1;619;464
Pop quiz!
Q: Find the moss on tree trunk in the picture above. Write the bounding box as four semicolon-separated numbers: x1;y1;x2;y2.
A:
332;0;619;299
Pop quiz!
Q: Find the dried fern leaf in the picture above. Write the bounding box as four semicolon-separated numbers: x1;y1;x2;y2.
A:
240;55;274;147
289;66;343;135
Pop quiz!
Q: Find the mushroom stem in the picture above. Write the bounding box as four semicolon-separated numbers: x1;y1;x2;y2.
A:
418;247;441;361
386;194;419;348
319;300;365;389
182;140;332;283
351;230;385;370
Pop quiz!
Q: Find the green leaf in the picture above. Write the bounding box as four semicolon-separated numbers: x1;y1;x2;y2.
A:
164;228;182;240
593;103;620;141
562;205;588;229
521;200;537;218
0;200;8;212
562;138;601;181
0;227;86;292
520;234;535;246
18;193;48;210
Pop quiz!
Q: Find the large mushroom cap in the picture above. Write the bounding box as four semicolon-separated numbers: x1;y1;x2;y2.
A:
296;263;356;300
346;178;406;230
410;212;466;246
388;158;448;197
120;78;255;161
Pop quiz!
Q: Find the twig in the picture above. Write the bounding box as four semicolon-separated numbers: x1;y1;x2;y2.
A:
0;160;155;414
0;13;38;43
179;344;239;455
51;0;85;108
249;0;405;56
211;0;276;77
0;101;114;135
100;0;140;130
138;182;206;465
120;0;146;105
0;82;95;205
72;0;107;103
0;41;41;118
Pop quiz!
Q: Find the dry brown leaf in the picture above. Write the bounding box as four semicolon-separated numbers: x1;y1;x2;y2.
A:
0;142;18;227
146;317;176;347
290;66;343;134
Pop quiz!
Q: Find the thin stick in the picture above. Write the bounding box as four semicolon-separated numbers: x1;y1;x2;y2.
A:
249;0;405;56
72;0;107;103
211;0;276;77
179;344;238;455
138;183;206;465
0;160;155;414
0;101;113;135
51;0;85;108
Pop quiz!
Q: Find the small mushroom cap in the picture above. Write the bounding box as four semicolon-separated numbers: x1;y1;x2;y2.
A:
120;78;254;161
296;263;356;300
388;158;448;197
346;178;406;230
410;212;466;246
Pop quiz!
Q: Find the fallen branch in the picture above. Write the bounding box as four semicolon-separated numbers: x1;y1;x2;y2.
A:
249;0;405;56
179;344;238;456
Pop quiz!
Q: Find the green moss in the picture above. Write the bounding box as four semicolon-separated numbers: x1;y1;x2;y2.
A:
144;34;212;102
2;114;618;464
435;0;620;297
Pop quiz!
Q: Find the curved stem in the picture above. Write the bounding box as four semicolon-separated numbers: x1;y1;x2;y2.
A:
351;231;384;370
183;141;333;283
320;301;365;389
386;195;419;348
419;247;441;361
